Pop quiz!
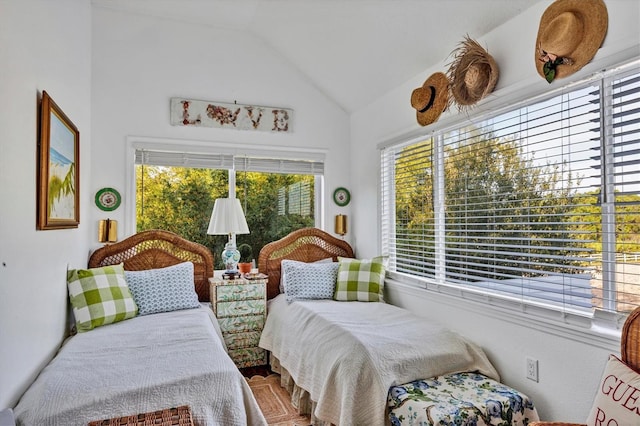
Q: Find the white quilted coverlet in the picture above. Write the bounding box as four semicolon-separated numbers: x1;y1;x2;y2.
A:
260;295;499;426
14;307;266;426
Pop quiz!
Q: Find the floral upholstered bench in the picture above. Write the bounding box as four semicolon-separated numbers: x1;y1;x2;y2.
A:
388;372;539;425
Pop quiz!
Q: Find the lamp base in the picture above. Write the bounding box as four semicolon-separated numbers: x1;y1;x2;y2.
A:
221;241;241;275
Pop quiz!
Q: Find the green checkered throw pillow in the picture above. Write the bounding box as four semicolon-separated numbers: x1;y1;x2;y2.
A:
334;257;386;302
67;263;138;332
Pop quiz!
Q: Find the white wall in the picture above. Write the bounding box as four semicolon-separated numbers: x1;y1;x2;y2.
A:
0;0;92;409
89;7;351;242
1;0;636;419
350;0;639;421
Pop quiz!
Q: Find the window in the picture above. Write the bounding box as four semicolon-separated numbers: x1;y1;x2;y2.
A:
133;146;323;269
381;63;640;317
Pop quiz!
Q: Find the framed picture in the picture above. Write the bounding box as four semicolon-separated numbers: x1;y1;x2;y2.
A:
37;91;80;230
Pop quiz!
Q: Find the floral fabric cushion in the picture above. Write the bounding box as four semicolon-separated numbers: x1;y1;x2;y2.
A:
334;257;386;302
388;372;539;426
586;354;640;426
281;259;339;302
124;261;200;315
67;263;138;332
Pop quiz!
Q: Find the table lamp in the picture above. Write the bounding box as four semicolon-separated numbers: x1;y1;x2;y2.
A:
207;198;250;277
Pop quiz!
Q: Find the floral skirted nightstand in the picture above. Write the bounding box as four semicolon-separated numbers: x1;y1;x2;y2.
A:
209;275;268;368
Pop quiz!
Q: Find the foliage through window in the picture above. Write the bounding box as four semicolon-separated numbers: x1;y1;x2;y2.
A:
135;153;318;270
381;63;640;316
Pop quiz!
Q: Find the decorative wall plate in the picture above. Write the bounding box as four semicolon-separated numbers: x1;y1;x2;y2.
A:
333;187;351;207
95;187;121;211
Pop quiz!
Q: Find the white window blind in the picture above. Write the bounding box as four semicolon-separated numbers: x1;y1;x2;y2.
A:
233;156;324;175
134;150;234;169
381;64;640;316
135;149;324;175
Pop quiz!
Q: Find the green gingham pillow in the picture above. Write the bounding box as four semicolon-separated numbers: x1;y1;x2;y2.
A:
67;263;138;332
334;256;386;302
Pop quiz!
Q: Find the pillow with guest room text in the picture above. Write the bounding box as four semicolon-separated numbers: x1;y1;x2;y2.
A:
586;354;640;426
67;263;138;332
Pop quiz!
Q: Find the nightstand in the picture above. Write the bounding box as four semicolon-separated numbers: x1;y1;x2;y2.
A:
209;275;268;368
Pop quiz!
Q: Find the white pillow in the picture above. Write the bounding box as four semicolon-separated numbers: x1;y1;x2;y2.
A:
586;354;640;425
281;259;339;302
279;257;333;293
124;262;200;315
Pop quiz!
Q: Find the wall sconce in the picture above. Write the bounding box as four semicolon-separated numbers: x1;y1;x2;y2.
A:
98;219;118;243
335;214;347;236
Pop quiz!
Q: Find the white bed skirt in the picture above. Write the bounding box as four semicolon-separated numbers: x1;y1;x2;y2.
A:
269;356;334;426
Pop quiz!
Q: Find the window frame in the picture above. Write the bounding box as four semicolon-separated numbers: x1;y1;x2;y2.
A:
380;59;640;332
125;136;327;237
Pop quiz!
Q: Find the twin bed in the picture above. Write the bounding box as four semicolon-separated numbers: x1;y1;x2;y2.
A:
13;230;265;426
257;227;538;425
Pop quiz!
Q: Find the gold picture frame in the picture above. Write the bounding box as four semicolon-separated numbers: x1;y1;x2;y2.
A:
37;91;80;230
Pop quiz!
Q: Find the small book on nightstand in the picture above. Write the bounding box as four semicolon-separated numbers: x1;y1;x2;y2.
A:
244;272;268;280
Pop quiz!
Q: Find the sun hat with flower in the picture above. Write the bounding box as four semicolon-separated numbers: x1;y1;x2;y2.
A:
535;0;608;83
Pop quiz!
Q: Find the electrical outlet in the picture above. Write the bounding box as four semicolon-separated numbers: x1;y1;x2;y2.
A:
526;357;539;382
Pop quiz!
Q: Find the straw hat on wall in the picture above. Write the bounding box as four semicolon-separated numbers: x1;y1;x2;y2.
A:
410;72;450;127
535;0;608;83
447;36;499;110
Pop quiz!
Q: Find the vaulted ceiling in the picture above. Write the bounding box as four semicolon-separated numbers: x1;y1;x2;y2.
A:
91;0;545;113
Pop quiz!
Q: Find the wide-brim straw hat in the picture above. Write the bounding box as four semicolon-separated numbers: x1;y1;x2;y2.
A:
535;0;608;81
447;36;499;109
410;72;450;126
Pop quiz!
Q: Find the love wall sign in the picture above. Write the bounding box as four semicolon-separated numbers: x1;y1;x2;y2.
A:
170;98;293;133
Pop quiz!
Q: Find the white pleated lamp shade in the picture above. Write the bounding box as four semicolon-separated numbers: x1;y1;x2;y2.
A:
207;198;250;235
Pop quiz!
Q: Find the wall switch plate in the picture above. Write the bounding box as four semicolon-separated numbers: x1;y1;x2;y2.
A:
526;357;539;382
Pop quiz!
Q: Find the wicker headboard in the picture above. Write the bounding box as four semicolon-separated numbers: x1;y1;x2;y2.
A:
258;227;355;299
88;229;214;302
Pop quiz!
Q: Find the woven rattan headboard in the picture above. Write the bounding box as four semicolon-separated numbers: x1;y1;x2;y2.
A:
258;227;354;300
88;229;214;302
622;306;640;373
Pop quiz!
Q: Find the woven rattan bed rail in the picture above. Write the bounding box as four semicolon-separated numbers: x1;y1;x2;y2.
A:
88;230;214;302
88;405;193;426
258;227;354;299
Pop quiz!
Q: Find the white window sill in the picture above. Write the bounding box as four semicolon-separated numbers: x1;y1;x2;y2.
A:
385;273;622;351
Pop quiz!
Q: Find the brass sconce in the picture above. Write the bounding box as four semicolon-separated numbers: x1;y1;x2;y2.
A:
98;219;118;243
335;214;347;236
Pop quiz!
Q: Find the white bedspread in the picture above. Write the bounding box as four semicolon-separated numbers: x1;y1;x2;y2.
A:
14;307;266;426
259;295;499;426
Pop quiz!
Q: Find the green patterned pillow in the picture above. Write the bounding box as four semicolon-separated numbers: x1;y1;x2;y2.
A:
334;257;386;302
67;263;138;332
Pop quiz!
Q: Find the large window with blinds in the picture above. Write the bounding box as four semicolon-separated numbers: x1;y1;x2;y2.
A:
134;147;322;269
381;63;640;316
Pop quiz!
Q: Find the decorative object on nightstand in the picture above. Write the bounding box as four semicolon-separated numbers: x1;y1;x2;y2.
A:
237;243;253;274
210;275;268;368
207;198;250;279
